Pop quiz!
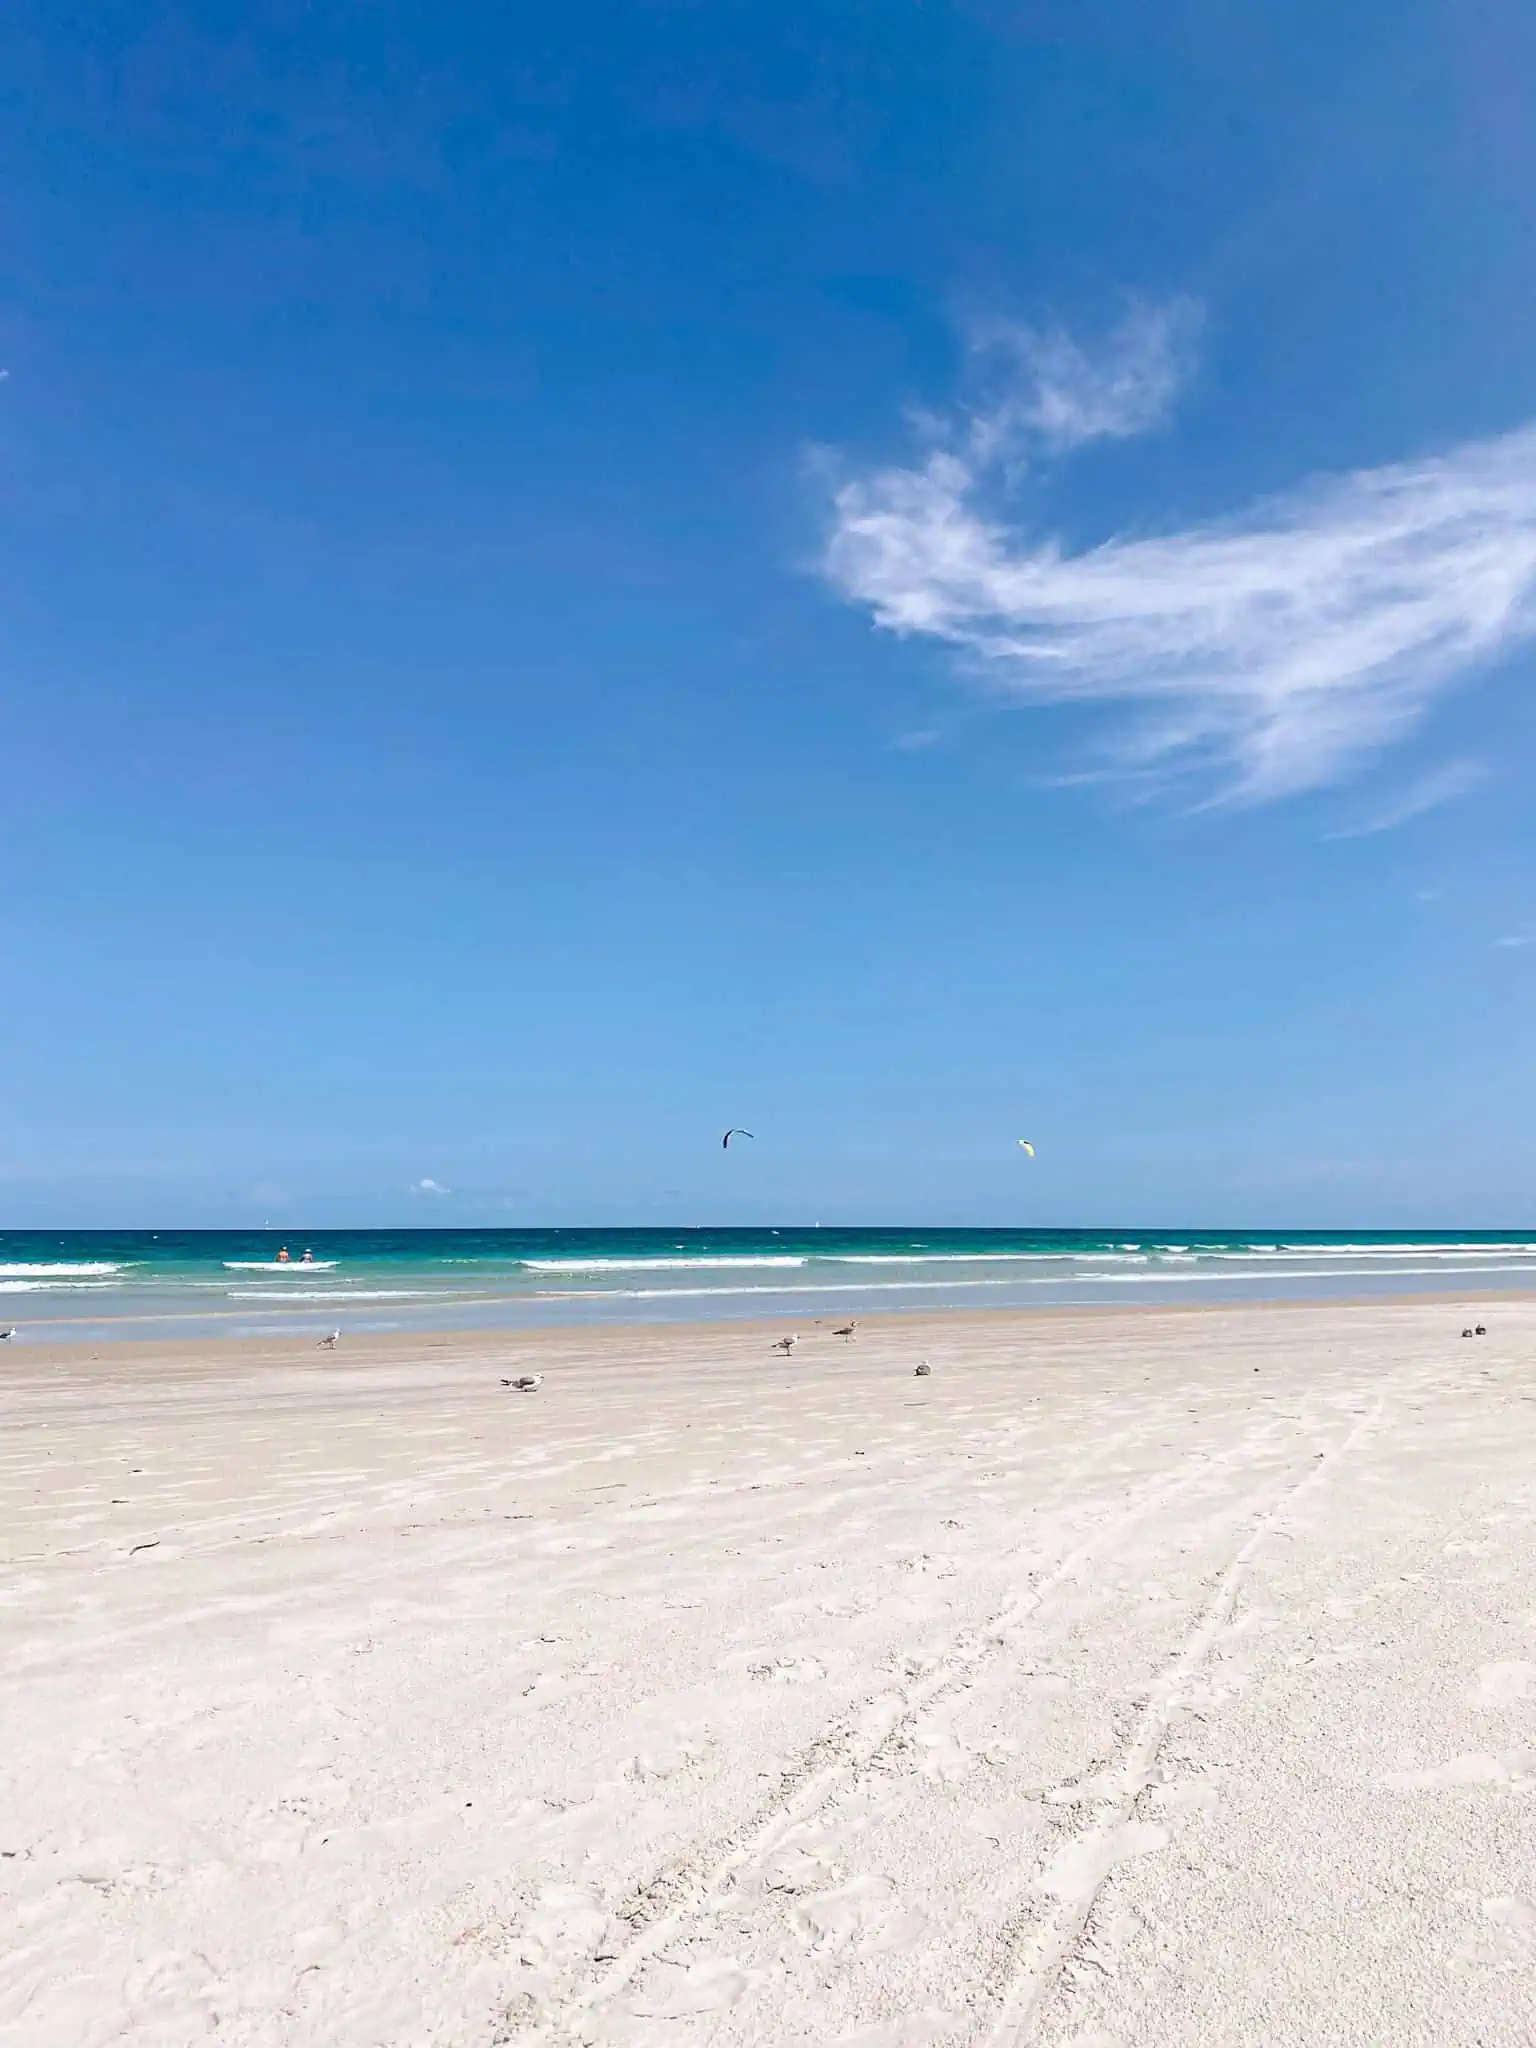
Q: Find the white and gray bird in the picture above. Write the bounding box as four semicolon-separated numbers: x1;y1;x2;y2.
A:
833;1322;858;1342
914;1360;932;1377
771;1335;798;1355
0;1328;15;1341
502;1373;543;1392
318;1330;341;1349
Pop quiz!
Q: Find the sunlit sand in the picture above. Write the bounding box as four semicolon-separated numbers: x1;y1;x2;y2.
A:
4;1301;1535;2044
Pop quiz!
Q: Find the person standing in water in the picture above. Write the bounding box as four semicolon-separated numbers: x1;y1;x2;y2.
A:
277;1246;291;1263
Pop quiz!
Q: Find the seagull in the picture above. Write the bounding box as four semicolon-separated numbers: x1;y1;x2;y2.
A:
501;1373;543;1392
833;1322;858;1342
0;1327;15;1341
318;1330;340;1349
914;1360;932;1377
771;1335;798;1355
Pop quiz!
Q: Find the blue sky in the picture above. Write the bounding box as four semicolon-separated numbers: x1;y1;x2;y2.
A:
4;0;1536;1226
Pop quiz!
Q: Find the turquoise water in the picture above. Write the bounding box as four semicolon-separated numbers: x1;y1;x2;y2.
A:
1;1227;1534;1342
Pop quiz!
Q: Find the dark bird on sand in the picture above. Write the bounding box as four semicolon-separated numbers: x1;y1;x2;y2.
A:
318;1330;340;1349
833;1322;858;1341
915;1360;932;1377
502;1373;543;1392
771;1335;798;1355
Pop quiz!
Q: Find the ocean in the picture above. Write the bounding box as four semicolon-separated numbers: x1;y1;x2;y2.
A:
1;1226;1533;1342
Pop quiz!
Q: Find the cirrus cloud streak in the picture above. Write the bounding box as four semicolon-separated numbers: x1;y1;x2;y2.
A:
826;409;1536;804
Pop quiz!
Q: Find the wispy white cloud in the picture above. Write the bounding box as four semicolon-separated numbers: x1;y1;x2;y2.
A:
1496;933;1534;948
964;299;1201;462
411;1176;451;1196
1322;759;1487;839
824;314;1536;805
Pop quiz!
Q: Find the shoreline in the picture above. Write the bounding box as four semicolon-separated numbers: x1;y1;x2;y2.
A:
7;1285;1533;1369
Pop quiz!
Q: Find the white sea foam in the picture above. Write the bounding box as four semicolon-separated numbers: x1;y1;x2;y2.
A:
224;1288;428;1302
1231;1242;1536;1259
512;1243;1536;1280
0;1262;126;1278
830;1243;1536;1267
1036;1262;1536;1284
222;1261;339;1272
0;1279;115;1293
533;1279;1027;1300
532;1257;1536;1303
826;1251;1080;1265
521;1256;809;1273
828;1250;1161;1267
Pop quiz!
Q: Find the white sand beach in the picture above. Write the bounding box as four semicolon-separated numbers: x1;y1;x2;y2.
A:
4;1300;1536;2045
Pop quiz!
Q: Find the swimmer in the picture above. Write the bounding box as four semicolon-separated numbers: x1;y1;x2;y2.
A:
277;1246;291;1263
300;1248;315;1264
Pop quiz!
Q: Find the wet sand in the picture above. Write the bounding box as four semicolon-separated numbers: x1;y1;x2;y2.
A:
4;1300;1536;2044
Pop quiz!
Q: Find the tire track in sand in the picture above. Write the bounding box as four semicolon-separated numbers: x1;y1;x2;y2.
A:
977;1386;1389;2047
519;1416;1295;2044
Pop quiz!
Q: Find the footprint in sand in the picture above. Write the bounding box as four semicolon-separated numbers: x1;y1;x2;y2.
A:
833;2013;959;2046
243;1774;353;1861
749;1656;827;1684
627;1734;710;1782
1046;1768;1132;1809
1385;1751;1536;1791
911;1718;974;1781
1453;1895;1536;1972
792;1873;928;1957
516;1884;612;1971
1074;1905;1148;1983
965;1802;1046;1848
522;1670;585;1703
291;1917;348;1968
760;1832;845;1897
1142;1666;1252;1712
1148;1778;1221;1821
1038;1821;1171;1903
627;1955;754;2018
1476;1662;1536;1705
122;1951;217;2012
899;1552;958;1578
1285;1644;1373;1670
756;1796;892;1899
518;1786;658;1862
75;1859;177;1901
